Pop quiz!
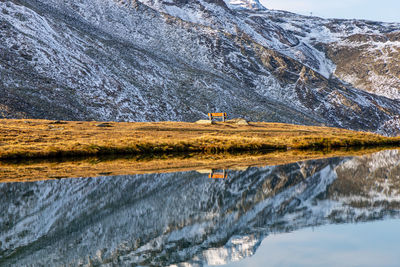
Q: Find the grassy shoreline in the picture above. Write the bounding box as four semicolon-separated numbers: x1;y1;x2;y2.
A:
1;119;400;160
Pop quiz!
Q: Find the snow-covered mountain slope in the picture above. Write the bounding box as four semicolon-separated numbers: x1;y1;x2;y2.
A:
327;32;400;99
1;150;400;266
1;0;400;134
267;11;400;100
224;0;267;10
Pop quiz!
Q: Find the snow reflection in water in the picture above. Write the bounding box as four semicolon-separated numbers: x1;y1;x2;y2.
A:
1;149;400;266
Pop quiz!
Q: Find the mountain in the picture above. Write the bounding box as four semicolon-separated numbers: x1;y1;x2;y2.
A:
1;150;400;266
1;0;400;134
224;0;267;10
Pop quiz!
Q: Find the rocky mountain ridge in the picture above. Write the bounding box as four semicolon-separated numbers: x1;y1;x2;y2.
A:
1;0;400;134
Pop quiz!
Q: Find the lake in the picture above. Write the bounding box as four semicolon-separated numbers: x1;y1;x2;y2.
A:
1;149;400;266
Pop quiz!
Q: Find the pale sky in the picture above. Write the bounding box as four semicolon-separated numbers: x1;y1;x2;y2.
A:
260;0;400;23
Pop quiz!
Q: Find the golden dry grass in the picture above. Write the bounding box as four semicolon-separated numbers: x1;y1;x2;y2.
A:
0;119;400;160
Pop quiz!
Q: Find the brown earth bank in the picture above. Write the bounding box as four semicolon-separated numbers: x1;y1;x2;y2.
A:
1;119;400;160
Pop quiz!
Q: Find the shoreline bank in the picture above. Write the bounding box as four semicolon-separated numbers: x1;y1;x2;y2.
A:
1;119;399;160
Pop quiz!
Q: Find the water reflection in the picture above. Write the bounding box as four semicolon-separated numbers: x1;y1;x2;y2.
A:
224;219;400;267
208;169;228;179
1;150;400;266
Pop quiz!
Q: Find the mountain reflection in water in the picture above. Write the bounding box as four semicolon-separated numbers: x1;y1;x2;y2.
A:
1;150;400;266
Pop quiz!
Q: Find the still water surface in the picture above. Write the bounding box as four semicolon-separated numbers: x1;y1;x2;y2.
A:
1;149;400;266
223;219;400;267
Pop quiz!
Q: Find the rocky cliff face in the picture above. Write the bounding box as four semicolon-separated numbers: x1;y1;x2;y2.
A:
1;0;400;134
1;150;400;266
